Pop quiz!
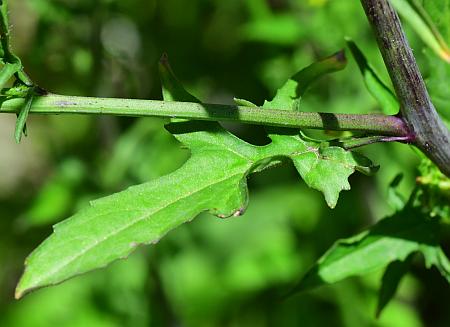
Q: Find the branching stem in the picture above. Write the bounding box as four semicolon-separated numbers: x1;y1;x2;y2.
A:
361;0;450;176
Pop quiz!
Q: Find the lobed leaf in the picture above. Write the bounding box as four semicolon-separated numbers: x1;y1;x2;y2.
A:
15;124;257;298
269;131;376;208
16;53;377;297
262;51;376;207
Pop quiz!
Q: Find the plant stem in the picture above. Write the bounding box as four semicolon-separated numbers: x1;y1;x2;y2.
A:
361;0;450;176
0;93;410;136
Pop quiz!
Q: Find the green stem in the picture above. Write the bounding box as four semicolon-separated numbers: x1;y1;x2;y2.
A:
0;93;410;136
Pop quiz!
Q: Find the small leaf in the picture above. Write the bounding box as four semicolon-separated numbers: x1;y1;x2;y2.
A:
234;98;258;107
263;50;347;111
0;62;20;87
376;255;413;318
159;53;200;103
14;88;34;143
346;39;399;115
294;209;439;292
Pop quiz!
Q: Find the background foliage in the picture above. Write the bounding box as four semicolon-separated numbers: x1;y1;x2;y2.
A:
0;0;449;326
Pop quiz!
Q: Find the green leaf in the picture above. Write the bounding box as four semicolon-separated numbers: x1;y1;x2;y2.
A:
233;97;258;107
159;53;200;103
416;159;450;222
0;62;20;87
376;255;413;318
270;131;376;207
0;0;32;86
346;39;399;115
262;51;376;207
14;88;34;143
295;209;440;292
16;54;376;297
420;242;450;284
15;121;257;298
240;15;306;46
387;174;407;212
391;0;450;63
421;1;450;124
263;50;347;111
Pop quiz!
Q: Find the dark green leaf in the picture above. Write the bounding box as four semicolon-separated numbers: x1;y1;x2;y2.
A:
376;255;413;318
346;39;399;115
295;209;439;292
14;89;34;143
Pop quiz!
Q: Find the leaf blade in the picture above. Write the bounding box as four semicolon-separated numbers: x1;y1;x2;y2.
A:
295;210;439;292
15;148;252;298
376;255;413;317
346;39;399;115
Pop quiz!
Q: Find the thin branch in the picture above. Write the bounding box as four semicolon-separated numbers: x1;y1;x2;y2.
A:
361;0;450;176
0;93;410;136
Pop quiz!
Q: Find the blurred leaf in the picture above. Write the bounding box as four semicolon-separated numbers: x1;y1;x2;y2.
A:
391;0;450;63
100;118;186;188
241;15;306;45
24;159;86;227
159;185;320;324
387;174;407;212
295;209;440;292
376;255;413;318
2;254;149;327
346;39;399;115
418;1;450;125
0;62;20;87
420;243;450;283
26;0;71;23
416;159;450;222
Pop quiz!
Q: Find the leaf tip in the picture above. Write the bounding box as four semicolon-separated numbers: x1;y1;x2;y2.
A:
159;52;170;66
14;289;24;300
14;123;26;143
14;278;29;300
440;50;450;64
333;49;347;65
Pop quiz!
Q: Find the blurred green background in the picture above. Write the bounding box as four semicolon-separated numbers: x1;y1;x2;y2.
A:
0;0;448;326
